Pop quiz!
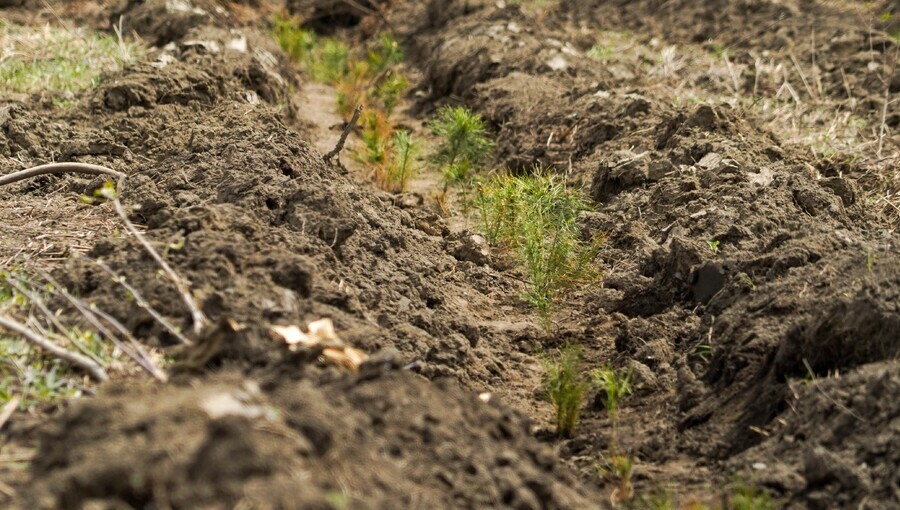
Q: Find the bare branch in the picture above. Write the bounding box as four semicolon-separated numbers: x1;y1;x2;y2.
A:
111;176;207;335
0;162;208;338
3;275;105;366
325;105;363;164
88;258;193;346
34;267;168;382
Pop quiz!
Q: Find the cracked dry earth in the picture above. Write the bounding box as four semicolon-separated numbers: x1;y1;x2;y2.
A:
1;0;899;509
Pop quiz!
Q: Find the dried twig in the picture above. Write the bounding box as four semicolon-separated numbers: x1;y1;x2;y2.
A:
110;175;207;335
3;275;104;366
1;163;207;336
877;87;891;160
88;306;167;382
0;314;108;381
0;396;19;431
88;257;193;346
324;105;363;164
34;267;168;381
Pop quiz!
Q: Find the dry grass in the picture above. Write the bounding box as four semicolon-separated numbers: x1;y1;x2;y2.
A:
0;20;141;96
0;193;123;266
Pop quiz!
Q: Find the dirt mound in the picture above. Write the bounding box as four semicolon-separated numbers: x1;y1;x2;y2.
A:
733;362;900;510
560;0;898;121
392;1;900;505
28;369;594;509
3;39;487;384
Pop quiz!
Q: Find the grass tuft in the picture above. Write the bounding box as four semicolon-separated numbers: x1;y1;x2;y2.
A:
0;273;117;409
727;479;780;510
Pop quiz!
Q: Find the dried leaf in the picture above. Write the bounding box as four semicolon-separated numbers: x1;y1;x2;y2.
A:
271;319;367;372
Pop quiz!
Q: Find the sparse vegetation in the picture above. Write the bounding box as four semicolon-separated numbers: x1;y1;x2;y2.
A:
0;273;117;409
275;16;410;191
274;16;348;84
474;170;600;327
543;344;589;438
727;479;780;510
596;453;635;504
0;20;141;96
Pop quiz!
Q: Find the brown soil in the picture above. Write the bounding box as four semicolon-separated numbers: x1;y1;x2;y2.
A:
1;0;898;509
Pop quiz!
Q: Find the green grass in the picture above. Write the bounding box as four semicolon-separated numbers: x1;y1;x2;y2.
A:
474;170;600;326
727;479;780;510
543;344;589;438
0;20;141;95
429;106;495;190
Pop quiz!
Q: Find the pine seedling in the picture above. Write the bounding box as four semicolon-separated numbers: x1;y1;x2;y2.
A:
592;365;635;503
474;170;596;328
375;73;408;115
311;39;349;83
360;110;393;165
337;60;372;116
428;106;495;192
273;15;316;62
367;33;404;75
384;130;419;192
592;366;632;428
544;344;589;438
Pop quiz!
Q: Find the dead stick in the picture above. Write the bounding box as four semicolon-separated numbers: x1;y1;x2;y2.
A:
0;162;124;186
88;258;193;346
89;306;168;382
111;176;207;336
3;276;105;366
324;105;363;164
32;268;167;381
0;314;109;382
0;396;19;431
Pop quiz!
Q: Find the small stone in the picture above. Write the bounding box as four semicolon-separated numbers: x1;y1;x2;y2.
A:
546;55;568;71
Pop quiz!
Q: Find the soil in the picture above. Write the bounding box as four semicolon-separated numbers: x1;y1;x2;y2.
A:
1;0;898;509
